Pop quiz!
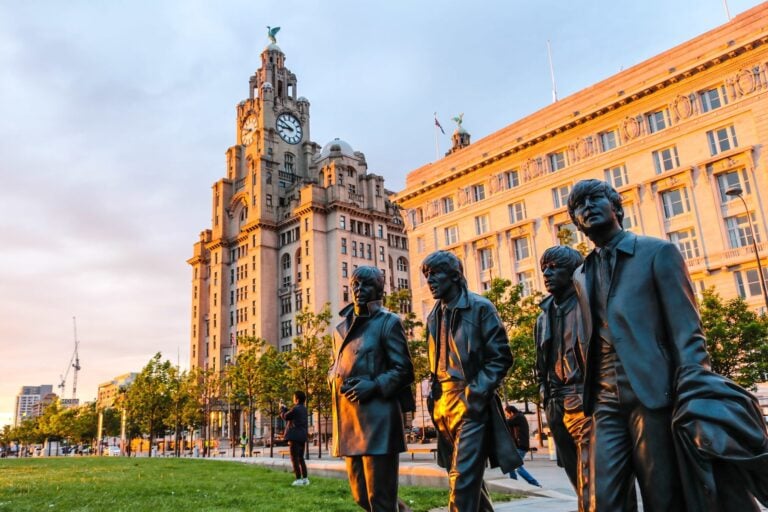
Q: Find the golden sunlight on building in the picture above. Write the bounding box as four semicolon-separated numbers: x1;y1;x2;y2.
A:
395;4;768;319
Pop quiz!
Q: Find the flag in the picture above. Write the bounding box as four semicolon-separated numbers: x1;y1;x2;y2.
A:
434;114;445;134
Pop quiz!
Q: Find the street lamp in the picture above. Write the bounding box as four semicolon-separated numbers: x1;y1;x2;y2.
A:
725;185;768;311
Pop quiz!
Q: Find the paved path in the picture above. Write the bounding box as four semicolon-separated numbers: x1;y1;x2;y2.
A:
213;446;767;511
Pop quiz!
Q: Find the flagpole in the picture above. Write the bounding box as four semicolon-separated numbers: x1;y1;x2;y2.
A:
547;40;558;103
434;112;440;160
722;0;731;20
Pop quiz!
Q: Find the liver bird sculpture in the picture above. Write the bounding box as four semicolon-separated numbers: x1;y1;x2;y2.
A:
267;26;280;45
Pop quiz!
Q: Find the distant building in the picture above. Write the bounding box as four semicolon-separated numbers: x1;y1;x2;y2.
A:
395;5;768;317
14;385;53;426
188;38;409;377
96;373;137;409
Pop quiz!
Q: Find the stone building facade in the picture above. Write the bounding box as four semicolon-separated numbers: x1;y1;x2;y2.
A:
188;39;410;378
395;5;768;319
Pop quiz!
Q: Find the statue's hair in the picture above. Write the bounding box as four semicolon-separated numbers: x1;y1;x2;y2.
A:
566;179;624;229
540;246;584;273
421;251;468;289
351;265;385;297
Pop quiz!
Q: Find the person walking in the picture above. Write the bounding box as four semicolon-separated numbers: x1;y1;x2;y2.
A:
504;406;541;487
281;390;309;486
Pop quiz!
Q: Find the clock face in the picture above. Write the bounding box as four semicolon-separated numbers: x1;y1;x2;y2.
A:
241;116;257;145
276;113;303;144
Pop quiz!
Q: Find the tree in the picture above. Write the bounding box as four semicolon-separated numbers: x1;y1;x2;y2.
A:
483;278;543;408
186;366;219;457
125;353;172;457
253;345;290;457
226;336;265;457
384;288;429;381
557;227;590;257
166;366;194;456
287;305;333;457
699;287;768;389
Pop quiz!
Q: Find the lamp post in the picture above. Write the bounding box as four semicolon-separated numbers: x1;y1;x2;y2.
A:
725;185;768;311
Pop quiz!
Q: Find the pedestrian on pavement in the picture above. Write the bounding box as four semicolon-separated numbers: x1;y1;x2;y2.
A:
281;390;309;486
240;433;247;457
504;405;541;487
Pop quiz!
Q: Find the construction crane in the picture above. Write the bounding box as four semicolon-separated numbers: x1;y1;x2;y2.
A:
58;317;82;400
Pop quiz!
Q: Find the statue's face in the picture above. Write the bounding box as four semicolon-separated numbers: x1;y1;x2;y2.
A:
572;190;619;234
423;266;460;302
351;276;378;307
541;261;573;297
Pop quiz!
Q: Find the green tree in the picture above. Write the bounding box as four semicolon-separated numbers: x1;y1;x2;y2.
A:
557;227;590;257
253;345;290;457
186;366;219;457
226;336;265;457
699;287;768;389
384;288;429;381
287;305;333;457
166;366;194;456
125;353;172;457
483;278;543;408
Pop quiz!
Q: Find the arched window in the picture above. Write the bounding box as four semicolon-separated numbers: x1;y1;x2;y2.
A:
397;257;409;272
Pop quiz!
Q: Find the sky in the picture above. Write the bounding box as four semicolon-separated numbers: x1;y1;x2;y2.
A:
0;0;763;427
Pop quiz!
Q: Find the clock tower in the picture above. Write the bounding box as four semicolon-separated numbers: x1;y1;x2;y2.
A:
188;31;410;388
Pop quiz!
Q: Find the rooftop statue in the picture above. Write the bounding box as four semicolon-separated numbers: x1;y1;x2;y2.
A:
267;26;280;45
451;113;464;129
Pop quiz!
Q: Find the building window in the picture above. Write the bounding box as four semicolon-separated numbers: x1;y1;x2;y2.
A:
281;320;293;338
556;222;584;247
306;288;311;304
513;237;530;260
340;215;346;230
548;150;567;171
348;184;356;196
668;228;700;260
352;241;358;257
397;257;408;272
599;129;619;151
284;153;295;173
646;108;670;133
706;125;738;156
340;237;348;255
444;225;459;246
508;201;526;223
397;278;409;290
652;145;680;174
281;296;292;315
442;196;455;213
471;184;486;202
661;188;691;219
377;224;384;238
699;85;728;113
716;169;751;204
735;268;768;298
474;214;490;235
517;271;534;297
342;262;348;278
266;194;273;207
343;285;349;303
604;164;628;188
725;213;760;248
416;237;425;253
552;183;572;209
378;246;385;262
504;170;520;189
622;204;638;231
479;248;494;271
366;244;372;260
295;292;302;311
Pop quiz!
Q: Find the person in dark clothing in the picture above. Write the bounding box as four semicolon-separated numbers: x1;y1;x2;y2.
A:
280;390;309;486
504;406;541;487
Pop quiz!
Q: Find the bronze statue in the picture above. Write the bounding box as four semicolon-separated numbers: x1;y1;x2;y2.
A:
266;26;280;45
421;251;521;512
567;179;709;511
536;246;638;511
329;266;415;512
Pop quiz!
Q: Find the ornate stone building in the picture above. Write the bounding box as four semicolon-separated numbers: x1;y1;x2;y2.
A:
188;37;410;377
395;4;768;319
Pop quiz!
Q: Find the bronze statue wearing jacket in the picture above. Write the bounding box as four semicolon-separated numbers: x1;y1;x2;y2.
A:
567;179;711;511
329;266;415;512
421;251;521;512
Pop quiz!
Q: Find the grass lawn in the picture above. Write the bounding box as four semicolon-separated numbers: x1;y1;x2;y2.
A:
0;457;522;511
